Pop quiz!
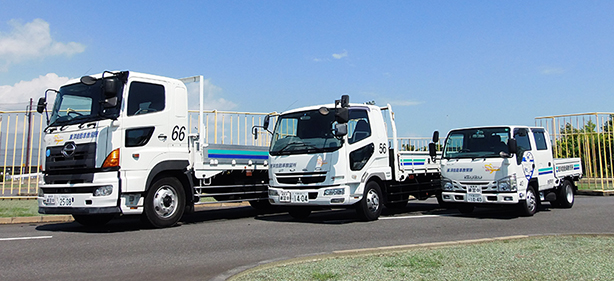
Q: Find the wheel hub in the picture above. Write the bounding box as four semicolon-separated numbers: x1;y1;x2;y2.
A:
366;189;380;213
153;185;177;218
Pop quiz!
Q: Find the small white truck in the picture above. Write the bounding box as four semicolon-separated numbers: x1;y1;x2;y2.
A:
36;71;270;227
263;95;441;220
429;126;583;216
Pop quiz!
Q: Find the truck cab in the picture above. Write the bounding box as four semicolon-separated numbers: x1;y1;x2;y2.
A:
434;126;582;216
37;71;192;227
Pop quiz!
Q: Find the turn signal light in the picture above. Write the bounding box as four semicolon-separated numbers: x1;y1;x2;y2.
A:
102;148;120;168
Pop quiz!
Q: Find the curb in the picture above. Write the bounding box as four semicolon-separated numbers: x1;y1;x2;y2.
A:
577;190;614;196
0;215;73;225
0;201;251;225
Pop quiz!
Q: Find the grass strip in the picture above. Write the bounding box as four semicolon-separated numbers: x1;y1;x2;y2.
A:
231;235;614;281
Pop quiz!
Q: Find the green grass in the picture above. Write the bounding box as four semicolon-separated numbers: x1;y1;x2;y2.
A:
0;199;40;217
231;235;614;281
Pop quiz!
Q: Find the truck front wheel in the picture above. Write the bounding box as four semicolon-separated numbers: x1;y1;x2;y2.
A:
144;177;186;228
356;181;382;221
519;186;537;216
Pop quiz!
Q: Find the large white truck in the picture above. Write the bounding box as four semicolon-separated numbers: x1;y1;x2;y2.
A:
430;126;583;216
36;71;270;227
263;95;441;220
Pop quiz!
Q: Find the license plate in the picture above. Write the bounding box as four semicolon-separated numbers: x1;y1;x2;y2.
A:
279;191;309;203
467;185;483;203
44;194;56;205
291;191;309;203
58;195;74;206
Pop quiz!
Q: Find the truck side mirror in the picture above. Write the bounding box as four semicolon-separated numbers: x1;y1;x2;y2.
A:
432;131;439;143
340;95;349;108
103;77;119;98
428;142;437;158
334;123;348;137
263;115;270;129
508;139;518;154
36;97;46;114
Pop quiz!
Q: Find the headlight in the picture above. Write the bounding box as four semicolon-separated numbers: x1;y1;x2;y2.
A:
497;175;517;192
94;185;113;196
268;189;279;197
441;179;454;191
324;188;345;196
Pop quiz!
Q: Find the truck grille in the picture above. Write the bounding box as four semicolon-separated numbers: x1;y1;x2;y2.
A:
46;142;96;171
275;172;327;185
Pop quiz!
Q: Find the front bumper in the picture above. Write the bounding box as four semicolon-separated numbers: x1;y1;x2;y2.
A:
38;171;121;215
268;185;362;206
441;191;520;204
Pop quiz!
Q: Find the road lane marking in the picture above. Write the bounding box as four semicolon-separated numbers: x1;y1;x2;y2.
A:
0;236;53;241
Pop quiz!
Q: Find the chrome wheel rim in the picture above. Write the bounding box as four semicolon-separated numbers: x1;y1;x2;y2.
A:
526;189;536;213
366;188;380;213
153;185;178;218
565;185;574;204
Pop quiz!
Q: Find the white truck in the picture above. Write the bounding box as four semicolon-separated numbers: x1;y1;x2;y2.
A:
429;126;583;216
36;71;270;227
262;95;441;220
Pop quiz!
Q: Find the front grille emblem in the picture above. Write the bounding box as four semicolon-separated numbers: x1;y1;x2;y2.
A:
62;142;76;158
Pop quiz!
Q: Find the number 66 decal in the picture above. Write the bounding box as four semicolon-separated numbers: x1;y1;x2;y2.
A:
172;125;186;141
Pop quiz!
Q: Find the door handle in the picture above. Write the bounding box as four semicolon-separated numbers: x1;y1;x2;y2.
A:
158;134;167;141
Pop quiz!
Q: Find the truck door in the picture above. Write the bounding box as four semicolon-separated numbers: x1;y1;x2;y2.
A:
531;128;555;191
121;80;171;192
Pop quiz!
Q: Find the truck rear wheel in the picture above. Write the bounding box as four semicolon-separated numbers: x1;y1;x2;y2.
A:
144;177;186;228
519;186;537;216
356;181;382;221
556;180;575;208
72;214;114;227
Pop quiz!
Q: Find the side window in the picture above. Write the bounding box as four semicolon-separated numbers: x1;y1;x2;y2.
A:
532;130;548;151
348;109;371;144
127;82;165;116
514;128;532;151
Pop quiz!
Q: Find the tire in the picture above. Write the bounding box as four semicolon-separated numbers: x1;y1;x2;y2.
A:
143;177;186;228
556;180;575;208
458;205;474;214
519;186;537;216
72;214;114;227
356;181;383;221
288;208;311;219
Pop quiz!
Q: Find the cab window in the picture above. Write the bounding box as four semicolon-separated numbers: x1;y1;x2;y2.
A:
348;109;371;144
127;82;165;116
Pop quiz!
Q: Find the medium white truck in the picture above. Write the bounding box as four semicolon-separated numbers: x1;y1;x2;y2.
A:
263;95;441;220
36;71;270;227
430;126;583;216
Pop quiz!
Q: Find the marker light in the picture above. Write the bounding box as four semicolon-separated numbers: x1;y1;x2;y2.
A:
102;148;120;168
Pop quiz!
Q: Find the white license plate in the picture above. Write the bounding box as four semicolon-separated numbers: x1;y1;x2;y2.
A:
467;193;483;203
44;194;56;205
467;185;483;203
279;191;309;203
57;195;74;206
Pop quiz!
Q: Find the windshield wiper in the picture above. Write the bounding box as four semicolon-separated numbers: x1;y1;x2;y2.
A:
276;142;318;154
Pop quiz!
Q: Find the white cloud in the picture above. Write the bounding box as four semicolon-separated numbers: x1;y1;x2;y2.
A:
0;73;70;109
332;49;348;59
0;19;85;71
540;66;565;75
185;78;237;110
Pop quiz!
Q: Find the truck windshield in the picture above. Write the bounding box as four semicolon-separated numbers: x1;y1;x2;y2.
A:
49;80;122;127
443;127;511;159
270;109;343;156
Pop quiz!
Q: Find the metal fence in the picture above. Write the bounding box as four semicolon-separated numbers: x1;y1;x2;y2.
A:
535;113;614;191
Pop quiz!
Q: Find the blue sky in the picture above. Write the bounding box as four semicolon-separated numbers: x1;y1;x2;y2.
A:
1;1;613;137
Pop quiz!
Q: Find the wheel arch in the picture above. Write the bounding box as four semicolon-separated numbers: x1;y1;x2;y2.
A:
145;160;194;204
